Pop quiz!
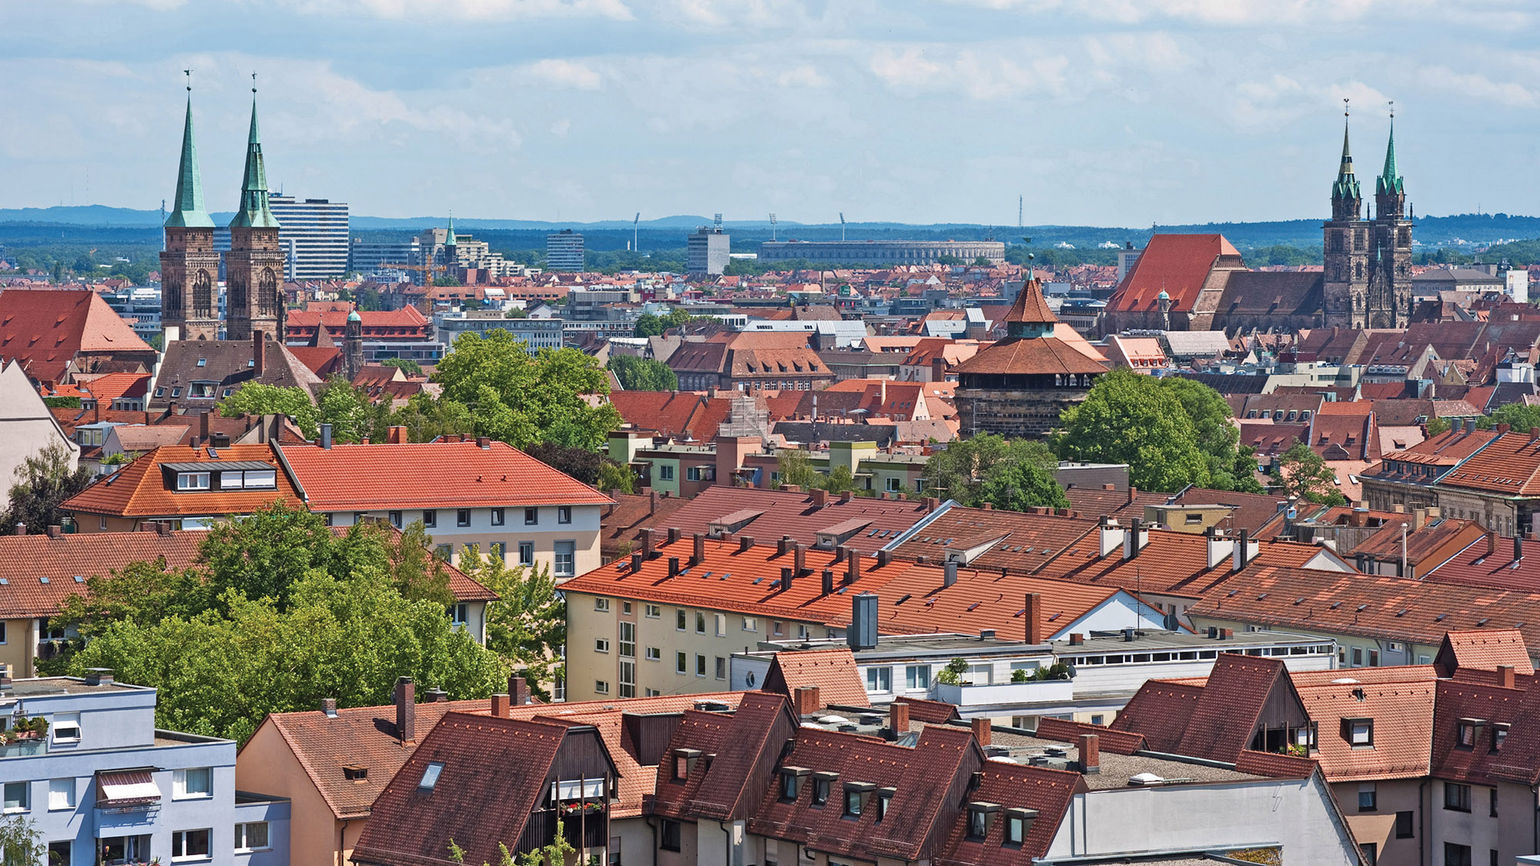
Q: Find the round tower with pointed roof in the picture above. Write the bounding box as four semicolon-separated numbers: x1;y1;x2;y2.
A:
160;74;222;342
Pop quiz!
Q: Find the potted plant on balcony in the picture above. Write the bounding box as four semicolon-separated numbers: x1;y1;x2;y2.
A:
936;658;970;686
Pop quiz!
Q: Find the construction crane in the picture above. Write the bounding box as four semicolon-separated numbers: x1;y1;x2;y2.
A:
632;212;640;252
769;213;777;241
839;212;846;241
382;261;439;286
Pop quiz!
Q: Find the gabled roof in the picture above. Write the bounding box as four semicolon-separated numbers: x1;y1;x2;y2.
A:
351;713;576;866
609;391;731;441
887;506;1096;574
1433;628;1534;677
1440;429;1540;496
1175;654;1303;762
63;443;303;518
1109;680;1205;752
1106;234;1241;314
0;530;202;618
0;289;155;384
1290;666;1437;781
278;439;613;511
649;486;934;556
761;648;870;708
670;692;800;822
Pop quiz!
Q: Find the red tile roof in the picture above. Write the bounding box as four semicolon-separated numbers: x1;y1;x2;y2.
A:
1106;234;1240;314
1175;654;1300;762
1034;527;1326;601
1291;666;1437;781
761;648;871;708
649;486;934;556
1434;628;1534;676
63;443;304;518
890;506;1096;574
608;391;731;441
0;289;155;384
1440;430;1540;496
278;440;613;511
952;335;1107;376
1033;717;1146;755
1109;680;1204;752
0;530;201;618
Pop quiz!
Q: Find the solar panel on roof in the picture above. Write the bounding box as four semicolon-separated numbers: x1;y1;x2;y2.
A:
700;571;711;579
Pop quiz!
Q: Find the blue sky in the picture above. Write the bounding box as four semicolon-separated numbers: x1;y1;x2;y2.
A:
3;0;1538;225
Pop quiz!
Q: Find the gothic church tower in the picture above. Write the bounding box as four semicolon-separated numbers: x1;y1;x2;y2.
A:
159;78;221;341
1322;105;1368;328
1369;111;1413;328
225;85;285;342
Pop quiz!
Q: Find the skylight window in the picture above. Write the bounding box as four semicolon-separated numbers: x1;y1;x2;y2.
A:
418;761;444;791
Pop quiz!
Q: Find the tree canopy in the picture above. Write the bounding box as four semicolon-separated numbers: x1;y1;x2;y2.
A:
428;331;621;451
1478;402;1540;431
1055;371;1258;493
920;434;1067;510
45;503;501;743
218;383;319;439
1271;441;1347;507
0;441;93;535
632;308;695;337
608;355;679;391
459;549;565;701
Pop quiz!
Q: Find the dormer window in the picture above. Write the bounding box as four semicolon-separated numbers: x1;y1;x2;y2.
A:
811;771;838;806
966;802;1000;840
779;767;809;801
1493;723;1510;752
1003;807;1037;846
176;472;210;491
673;748;702;781
1345;718;1373;748
876;787;895;822
1457;718;1485;750
843;781;874;818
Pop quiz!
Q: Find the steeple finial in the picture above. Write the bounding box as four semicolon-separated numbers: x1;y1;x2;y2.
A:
446;211;457;246
1331;97;1361;210
230;76;279;230
165;73;213;229
1377;99;1403;198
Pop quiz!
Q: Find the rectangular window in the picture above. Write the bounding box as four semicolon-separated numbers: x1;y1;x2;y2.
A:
1395;810;1414;839
696;612;707;634
659;465;676;481
176;472;210;491
812;776;830;806
676;609;688;631
645;647;661;661
490;508;505;526
905;665;930;691
1490;787;1498;817
645;604;661;618
742;616;757;632
1351;647;1363;666
422;509;437;528
594;680;609;695
518;542;534;566
1360;843;1377;866
1346;718;1373;747
2;782;27;813
676;652;687;674
660;819;681;852
558;506;572;524
845;789;863;817
773;621;784;636
696;655;707;677
1005;813;1029;846
1358;783;1377;812
449;603;469;626
1444;782;1472;812
456;509;471;527
714;613;727;637
173;767;212;799
171;829;211;861
595;639;610;653
865;667;892;693
966;807;988;840
234;822;270;852
435;544;452;560
1443;843;1472;866
715;657;726;679
47;779;74;811
594;597;610;612
47;841;70;866
489;542;505;562
52;712;80;743
389;510;403;528
525;507;538;525
554;541;575;578
618;622;635;657
619;661;635;698
876;791;892;821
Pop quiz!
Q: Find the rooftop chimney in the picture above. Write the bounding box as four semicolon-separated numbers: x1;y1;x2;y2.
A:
1206;531;1234;568
425;688;448;703
849;592;878;650
890;701;910;734
1098;517;1125;557
1079;733;1101;774
320;423;333;450
667;527;682;545
692;533;706;566
320;697;337;718
1123;517;1143;560
777;536;792;556
1516;535;1524;564
794;685;821;716
387;425;409;444
1068;633;1084;646
1024;592;1044;644
1499;665;1517;689
822;568;835;595
491;693;511;718
46;525;62;539
1232;528;1253;573
509;672;531;706
944;560;958;588
84;668;114;686
1127;485;1138;506
668;556;681;578
477;437;491;450
395;676;415;742
12;524;22;536
876;549;893;568
780;566;794;590
739;535;755;553
847;551;863;584
641;528;656;560
970;717;991;747
810;488;828;507
793;542;807;576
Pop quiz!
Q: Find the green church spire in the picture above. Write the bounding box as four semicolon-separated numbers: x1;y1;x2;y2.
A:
1332;111;1360;203
1377;103;1404;197
230;75;280;230
445;212;457;246
165;71;213;229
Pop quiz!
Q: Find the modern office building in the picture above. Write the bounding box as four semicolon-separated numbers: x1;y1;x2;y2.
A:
758;239;1005;266
266;195;349;281
545;229;585;271
347;238;421;276
433;310;564;354
0;671;289;866
687;226;730;275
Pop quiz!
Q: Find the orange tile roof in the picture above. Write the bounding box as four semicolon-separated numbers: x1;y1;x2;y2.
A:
952;335;1107;376
761;648;870;708
0;530;202;618
1035;527;1324;600
277;440;613;511
1435;628;1534;676
63;443;303;518
1291;666;1438;781
652;487;933;556
1441;430;1540;496
1106;234;1240;314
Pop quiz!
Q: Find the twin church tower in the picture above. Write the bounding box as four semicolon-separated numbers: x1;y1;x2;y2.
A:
1324;103;1413;329
159;79;285;343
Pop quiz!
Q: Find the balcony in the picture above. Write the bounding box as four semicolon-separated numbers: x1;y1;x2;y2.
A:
933;678;1075;708
0;737;46;758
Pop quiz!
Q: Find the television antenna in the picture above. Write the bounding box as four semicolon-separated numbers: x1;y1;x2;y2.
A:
839;212;846;241
632;212;640;252
769;213;777;241
714;213;723;231
1018;195;1023;229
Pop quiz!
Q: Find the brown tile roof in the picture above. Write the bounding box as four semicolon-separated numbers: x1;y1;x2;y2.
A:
888;506;1096;573
351;713;575;866
600;492;693;563
676;692;800;822
0;289;155;384
892;697;962;724
1440;430;1540;496
63;443;303;518
648;486;934;556
1109;680;1205;753
1002;278;1057;325
1175;654;1298;762
761;648;870;708
952;335;1108;376
1034;527;1325;601
1033;717;1146;755
1106;234;1240;314
1291;666;1437;781
278;440;613;511
1430;678;1535;786
931;761;1083;866
1434;628;1535;676
0;530;202;618
1062;486;1168;519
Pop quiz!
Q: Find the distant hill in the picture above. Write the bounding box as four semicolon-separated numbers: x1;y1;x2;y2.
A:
4;206;1540;253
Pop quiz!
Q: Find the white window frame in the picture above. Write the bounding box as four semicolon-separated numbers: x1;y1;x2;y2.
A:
171;828;211;861
234;821;270;852
172;767;212;800
52;712;80;744
2;781;28;813
47;778;74;811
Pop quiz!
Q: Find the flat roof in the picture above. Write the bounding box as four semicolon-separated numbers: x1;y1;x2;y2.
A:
4;677;150;697
979;727;1263;791
1056;630;1330;653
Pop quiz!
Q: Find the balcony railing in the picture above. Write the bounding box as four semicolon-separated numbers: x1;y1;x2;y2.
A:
933;678;1075;707
0;738;46;758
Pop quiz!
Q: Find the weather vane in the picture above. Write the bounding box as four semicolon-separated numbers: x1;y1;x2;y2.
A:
1343;96;1349;118
251;71;258;94
184;68;192;92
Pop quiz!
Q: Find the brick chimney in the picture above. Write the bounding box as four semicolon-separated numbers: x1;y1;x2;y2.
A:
509;672;531;706
794;685;821;716
320;697;337;717
847;552;862;583
395;676;415;742
890;701;910;734
667;527;682;545
491;693;511;718
739;535;755;553
387;425;409;444
810;488;828;507
1079;733;1101;774
641;528;656;560
1499;665;1516;689
970;717;991;747
793;542;807;576
1023;592;1044;643
692;533;707;566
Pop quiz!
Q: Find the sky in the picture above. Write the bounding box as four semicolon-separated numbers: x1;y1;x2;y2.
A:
4;0;1539;226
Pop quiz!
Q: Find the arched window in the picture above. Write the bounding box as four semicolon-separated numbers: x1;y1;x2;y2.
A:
258;268;278;316
192;269;213;318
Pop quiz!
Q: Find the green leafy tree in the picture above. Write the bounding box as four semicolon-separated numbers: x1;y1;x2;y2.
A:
822;465;860;495
1055;371;1214;493
920;434;1067;509
632;313;665;338
0;440;93;535
316;377;391;444
1424;416;1451;437
461;550;565;701
219;383;320;439
597;460;636;495
430;332;621;451
0;815;44;866
1271;441;1346;506
390;391;477;443
607;355;679;392
380;357;424;376
1159;376;1262;492
776;449;820;490
1478;402;1540;432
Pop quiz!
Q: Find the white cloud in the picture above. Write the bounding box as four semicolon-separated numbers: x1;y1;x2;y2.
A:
777;64;828;88
268;0;633;21
550;118;572;136
1416;65;1537;108
524;58;603;90
868;45;1069;101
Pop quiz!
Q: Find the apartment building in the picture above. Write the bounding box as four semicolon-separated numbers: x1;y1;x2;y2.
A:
0;671;288;866
266;195;349;280
545;229;584;271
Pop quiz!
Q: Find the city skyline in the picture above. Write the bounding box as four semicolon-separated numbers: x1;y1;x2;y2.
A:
5;1;1540;226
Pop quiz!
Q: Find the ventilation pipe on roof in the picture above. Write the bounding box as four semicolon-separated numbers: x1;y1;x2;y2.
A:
1122;518;1144;560
1516;535;1525;564
822;569;834;595
944;561;958;588
320;423;333;450
849;592;878;651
